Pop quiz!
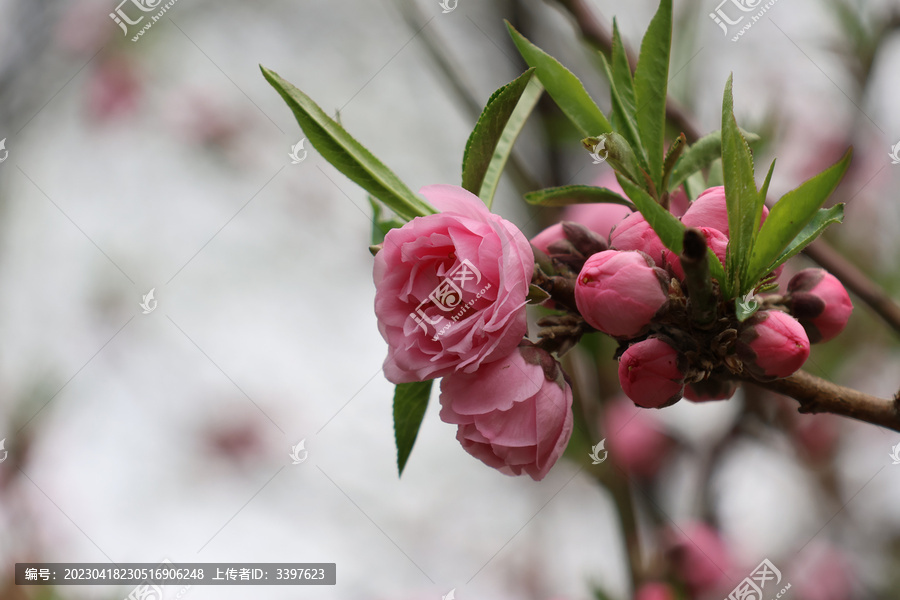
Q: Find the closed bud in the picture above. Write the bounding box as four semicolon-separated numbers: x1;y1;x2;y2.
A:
786;268;853;343
609;212;667;265
575;250;669;338
681;185;769;234
737;310;810;379
618;337;685;408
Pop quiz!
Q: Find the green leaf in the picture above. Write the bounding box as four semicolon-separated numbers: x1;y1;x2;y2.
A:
765;205;844;274
721;74;761;295
523;184;635;209
746;149;851;284
610;19;636;114
598;53;645;168
261;66;435;221
707;247;727;290
661;133;686;194
462;69;543;209
506;21;612;137
735;291;761;322
393;380;433;476
668;128;761;192
370;197;405;245
617;174;686;255
582;132;651;193
632;0;672;191
527;284;551;304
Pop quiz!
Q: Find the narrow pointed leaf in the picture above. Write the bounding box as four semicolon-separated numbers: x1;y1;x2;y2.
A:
721;74;761;295
661;133;686;194
746;148;852;282
393;380;433;476
668;128;760;192
262;66;435;221
582;132;649;192
764;205;844;276
632;0;672;191
462;69;543;208
598;53;646;168
610;19;636;113
524;184;635;208
506;22;612;136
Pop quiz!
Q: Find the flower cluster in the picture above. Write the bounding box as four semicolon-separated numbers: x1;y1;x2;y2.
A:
372;182;853;479
563;186;853;408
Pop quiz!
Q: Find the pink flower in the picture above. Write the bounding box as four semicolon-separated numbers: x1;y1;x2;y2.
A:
86;57;142;121
681;186;769;234
602;398;673;477
668;187;690;217
609;212;667;265
530;223;567;255
618;338;685;408
786;268;853;343
575;250;669;338
374;185;533;383
665;522;732;594
635;582;676;600
664;226;728;280
737;310;810;379
791;542;855;600
439;344;574;481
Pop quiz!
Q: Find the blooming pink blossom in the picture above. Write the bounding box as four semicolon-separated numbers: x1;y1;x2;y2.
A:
609;212;667;265
786;268;853;343
575;250;669;338
737;310;810;379
374;185;533;383
439;344;573;481
602;398;673;477
618;338;685;408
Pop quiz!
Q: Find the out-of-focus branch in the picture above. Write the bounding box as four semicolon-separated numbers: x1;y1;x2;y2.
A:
744;370;900;432
803;240;900;335
549;0;703;143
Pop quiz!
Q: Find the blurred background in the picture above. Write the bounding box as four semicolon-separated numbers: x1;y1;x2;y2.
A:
1;0;900;598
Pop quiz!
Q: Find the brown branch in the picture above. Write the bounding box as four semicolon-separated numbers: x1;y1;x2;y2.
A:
803;240;900;335
550;0;703;143
746;370;900;432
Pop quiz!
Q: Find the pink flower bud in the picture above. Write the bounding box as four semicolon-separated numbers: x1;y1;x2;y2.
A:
664;226;728;280
575;250;669;338
786;268;853;343
609;212;667;265
530;223;566;255
665;522;732;594
635;583;676;600
668;187;690;217
439;344;574;481
737;310;810;379
602;398;673;477
681;185;768;234
618;338;685;408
